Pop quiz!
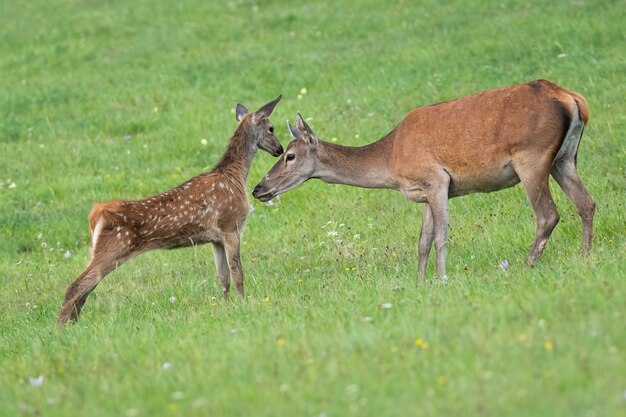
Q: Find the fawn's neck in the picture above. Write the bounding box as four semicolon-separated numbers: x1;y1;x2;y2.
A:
212;125;257;184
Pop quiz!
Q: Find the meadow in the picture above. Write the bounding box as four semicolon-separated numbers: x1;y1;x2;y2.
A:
1;0;625;416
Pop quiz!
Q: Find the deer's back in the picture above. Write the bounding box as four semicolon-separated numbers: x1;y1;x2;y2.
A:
390;80;579;197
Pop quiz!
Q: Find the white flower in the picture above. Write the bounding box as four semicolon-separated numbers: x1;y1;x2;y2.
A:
29;375;44;387
200;139;208;146
192;398;208;408
162;362;171;370
327;231;339;237
8;182;16;189
64;250;72;258
382;302;393;309
169;296;176;303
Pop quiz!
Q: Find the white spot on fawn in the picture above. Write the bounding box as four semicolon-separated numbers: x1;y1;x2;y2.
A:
92;219;104;253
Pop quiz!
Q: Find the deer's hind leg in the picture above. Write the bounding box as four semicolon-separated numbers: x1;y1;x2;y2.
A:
515;159;560;266
58;225;135;325
551;160;595;254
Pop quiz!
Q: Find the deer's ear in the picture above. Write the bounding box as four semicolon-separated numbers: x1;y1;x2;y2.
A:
236;104;248;121
253;95;282;122
295;112;318;146
288;121;302;139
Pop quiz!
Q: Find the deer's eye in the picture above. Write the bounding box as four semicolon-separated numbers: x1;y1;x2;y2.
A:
269;126;274;133
286;153;295;161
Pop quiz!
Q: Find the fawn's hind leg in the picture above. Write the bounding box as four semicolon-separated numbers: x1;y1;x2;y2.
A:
58;230;134;325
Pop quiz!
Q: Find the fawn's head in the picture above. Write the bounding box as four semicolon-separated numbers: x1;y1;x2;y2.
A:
253;112;318;202
236;96;284;157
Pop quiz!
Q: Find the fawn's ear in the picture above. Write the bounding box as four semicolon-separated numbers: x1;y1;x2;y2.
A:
288;121;301;139
253;95;282;122
236;104;248;121
295;112;318;146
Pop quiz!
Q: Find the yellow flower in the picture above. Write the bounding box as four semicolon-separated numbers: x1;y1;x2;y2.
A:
437;375;447;385
415;338;423;346
544;341;554;352
276;337;286;346
517;333;528;342
264;295;271;303
330;137;338;142
307;357;315;365
297;278;303;284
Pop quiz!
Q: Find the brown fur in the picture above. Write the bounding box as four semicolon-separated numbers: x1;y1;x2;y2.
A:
253;81;595;280
58;97;283;325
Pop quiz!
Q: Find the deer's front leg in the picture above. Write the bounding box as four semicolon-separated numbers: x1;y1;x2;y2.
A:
212;242;231;299
427;172;451;281
223;233;244;298
417;204;434;282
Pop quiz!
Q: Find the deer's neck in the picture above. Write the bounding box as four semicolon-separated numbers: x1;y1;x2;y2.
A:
212;126;257;184
314;135;395;189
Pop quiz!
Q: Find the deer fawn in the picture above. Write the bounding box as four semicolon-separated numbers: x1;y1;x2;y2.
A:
58;96;283;324
253;80;595;281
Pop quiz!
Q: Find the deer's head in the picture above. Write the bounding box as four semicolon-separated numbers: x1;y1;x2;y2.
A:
236;95;284;157
253;112;318;202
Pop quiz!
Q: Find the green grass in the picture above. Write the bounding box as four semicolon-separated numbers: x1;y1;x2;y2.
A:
1;0;625;416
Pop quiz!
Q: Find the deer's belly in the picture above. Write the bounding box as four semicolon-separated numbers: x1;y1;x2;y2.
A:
448;161;520;197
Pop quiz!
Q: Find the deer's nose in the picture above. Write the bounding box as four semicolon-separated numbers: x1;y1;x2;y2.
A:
252;185;262;197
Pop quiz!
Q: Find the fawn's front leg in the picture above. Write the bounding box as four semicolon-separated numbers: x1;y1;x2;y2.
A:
223;233;244;297
212;242;231;299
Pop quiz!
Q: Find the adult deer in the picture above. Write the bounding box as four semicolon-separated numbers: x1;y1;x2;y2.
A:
58;96;283;325
253;80;595;281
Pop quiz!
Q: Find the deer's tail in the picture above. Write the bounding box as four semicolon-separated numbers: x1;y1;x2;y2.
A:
554;91;588;163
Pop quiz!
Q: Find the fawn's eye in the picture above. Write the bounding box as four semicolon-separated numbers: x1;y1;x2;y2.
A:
286;153;295;161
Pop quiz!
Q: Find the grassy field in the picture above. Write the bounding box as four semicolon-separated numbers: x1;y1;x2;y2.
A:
1;0;625;415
